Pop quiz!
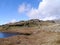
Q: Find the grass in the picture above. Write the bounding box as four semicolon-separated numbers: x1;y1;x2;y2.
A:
0;19;60;45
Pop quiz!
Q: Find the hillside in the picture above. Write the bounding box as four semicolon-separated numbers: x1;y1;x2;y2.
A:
0;19;55;31
0;19;60;45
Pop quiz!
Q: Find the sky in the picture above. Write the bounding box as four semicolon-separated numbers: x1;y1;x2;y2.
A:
0;0;60;25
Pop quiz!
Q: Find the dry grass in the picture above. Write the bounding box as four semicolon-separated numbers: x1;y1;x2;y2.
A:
0;19;60;45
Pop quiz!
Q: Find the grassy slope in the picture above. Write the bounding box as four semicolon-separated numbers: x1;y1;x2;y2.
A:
0;19;60;45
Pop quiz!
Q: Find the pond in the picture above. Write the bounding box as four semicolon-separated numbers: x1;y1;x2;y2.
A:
0;32;19;38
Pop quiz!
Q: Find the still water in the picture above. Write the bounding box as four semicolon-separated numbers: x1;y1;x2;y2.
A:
0;32;19;38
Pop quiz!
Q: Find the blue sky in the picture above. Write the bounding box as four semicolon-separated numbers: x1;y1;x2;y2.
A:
0;0;60;25
0;0;41;25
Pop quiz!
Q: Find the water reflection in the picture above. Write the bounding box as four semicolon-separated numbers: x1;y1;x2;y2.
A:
0;32;18;38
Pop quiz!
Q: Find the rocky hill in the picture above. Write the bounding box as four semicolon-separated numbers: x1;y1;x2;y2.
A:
0;19;60;45
0;19;55;32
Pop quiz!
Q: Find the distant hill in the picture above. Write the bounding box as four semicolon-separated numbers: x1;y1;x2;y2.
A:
0;19;56;31
2;19;55;27
54;19;60;24
0;19;60;45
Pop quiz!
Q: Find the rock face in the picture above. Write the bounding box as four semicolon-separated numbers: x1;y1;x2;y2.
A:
0;19;59;45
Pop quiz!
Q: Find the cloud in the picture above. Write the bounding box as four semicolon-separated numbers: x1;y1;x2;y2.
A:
18;0;60;20
9;19;16;23
27;8;39;19
4;19;17;24
38;0;60;20
18;3;31;13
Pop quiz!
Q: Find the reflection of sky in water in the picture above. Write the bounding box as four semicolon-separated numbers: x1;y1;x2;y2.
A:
0;32;4;38
0;32;18;38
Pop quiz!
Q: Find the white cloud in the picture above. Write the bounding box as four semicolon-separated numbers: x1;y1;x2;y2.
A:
9;19;16;23
18;3;31;13
38;0;60;20
18;0;60;20
4;19;17;24
27;8;39;19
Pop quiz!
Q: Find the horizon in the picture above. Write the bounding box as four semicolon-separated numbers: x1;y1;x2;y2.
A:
0;0;60;25
0;19;57;25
